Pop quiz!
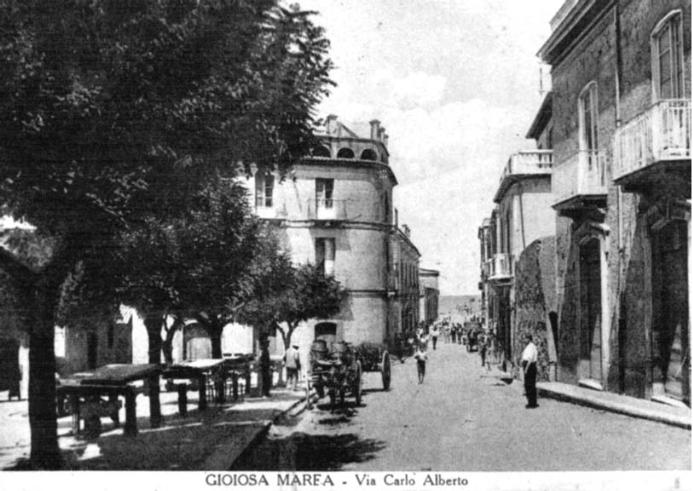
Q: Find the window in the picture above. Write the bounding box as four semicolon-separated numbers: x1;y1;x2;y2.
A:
255;173;274;208
579;82;599;154
337;148;354;158
315;238;336;276
316;178;334;208
652;12;684;100
360;149;378;160
313;145;331;158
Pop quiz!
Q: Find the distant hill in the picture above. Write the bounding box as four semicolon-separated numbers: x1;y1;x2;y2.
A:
438;295;481;319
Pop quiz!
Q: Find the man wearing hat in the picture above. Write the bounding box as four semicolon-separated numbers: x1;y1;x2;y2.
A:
284;343;302;391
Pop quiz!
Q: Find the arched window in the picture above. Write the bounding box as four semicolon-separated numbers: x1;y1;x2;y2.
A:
651;11;684;100
360;148;378;161
336;148;354;158
578;82;598;154
313;145;330;158
314;322;337;348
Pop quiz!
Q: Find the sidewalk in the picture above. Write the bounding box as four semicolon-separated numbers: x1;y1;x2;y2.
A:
0;385;312;470
480;362;691;430
537;382;691;430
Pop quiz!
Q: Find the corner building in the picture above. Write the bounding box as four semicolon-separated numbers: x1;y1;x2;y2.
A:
248;116;406;356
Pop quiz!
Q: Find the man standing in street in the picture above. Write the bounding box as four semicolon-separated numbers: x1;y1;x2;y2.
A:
521;333;538;408
430;324;440;350
284;343;301;391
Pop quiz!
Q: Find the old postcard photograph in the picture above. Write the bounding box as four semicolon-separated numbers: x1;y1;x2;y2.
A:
0;1;690;490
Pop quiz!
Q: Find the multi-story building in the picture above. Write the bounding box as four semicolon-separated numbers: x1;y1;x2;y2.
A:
539;0;690;405
477;217;492;327
477;91;556;377
487;148;555;363
248;115;418;356
392;225;421;336
418;268;440;327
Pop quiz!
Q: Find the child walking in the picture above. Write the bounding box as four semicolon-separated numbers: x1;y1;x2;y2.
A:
414;343;428;384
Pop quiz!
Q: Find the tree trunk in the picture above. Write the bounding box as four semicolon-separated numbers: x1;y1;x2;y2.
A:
162;316;184;364
28;286;62;469
143;313;163;428
162;331;174;365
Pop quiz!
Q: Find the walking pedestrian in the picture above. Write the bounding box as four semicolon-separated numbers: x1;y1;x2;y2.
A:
283;343;301;390
414;343;428;384
430;324;440;350
479;332;488;368
521;333;539;408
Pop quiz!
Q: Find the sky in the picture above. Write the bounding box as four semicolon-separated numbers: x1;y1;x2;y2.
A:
298;0;564;295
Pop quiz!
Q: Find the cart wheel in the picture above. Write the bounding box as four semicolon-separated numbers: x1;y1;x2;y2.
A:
354;362;362;406
381;352;391;391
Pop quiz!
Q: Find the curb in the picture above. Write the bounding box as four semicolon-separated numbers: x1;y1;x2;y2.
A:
202;389;316;470
537;386;692;430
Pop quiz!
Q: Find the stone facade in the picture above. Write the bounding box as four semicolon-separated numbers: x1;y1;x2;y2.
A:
512;237;557;381
540;0;691;404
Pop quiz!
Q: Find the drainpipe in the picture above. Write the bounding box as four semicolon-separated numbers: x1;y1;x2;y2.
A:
613;2;625;391
615;2;624;255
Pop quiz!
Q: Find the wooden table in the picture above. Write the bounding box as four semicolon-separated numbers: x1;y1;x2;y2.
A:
57;364;161;437
163;359;227;414
163;357;254;415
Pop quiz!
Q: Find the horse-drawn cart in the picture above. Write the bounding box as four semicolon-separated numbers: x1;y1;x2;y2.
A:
310;340;362;411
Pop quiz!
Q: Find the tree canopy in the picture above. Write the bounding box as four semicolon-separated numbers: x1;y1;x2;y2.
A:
239;261;346;349
0;0;333;468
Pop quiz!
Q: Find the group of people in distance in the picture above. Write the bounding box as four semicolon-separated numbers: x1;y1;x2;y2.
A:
406;317;539;409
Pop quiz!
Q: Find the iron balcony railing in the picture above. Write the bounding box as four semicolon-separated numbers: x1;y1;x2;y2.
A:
552;150;607;205
613;99;691;181
306;199;348;221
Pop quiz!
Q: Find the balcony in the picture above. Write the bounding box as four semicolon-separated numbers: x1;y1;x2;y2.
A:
254;197;287;220
552;150;607;218
494;150;553;202
613;99;691;193
487;253;513;284
306;199;348;223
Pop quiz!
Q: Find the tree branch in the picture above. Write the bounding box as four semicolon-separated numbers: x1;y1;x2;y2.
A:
0;245;39;287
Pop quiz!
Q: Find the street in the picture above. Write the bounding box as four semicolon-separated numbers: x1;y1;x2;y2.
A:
233;342;691;471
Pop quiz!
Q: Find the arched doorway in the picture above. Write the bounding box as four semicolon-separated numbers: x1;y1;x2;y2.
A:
184;323;212;361
314;322;337;350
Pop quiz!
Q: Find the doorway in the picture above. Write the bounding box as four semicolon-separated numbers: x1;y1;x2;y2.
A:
579;238;602;382
314;322;337;351
652;220;689;405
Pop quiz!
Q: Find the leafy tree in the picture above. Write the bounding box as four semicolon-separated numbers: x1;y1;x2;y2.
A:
240;262;346;351
0;0;332;468
177;179;264;359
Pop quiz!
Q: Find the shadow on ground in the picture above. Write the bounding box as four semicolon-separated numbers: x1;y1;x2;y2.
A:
230;432;386;471
7;399;295;470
